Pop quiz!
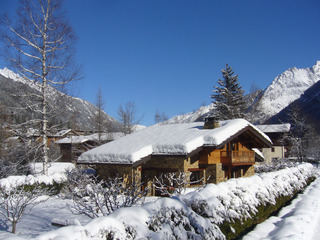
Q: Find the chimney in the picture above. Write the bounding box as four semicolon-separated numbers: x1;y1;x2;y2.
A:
204;117;220;129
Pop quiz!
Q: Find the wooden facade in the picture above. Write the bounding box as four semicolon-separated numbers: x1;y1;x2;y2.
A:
198;140;256;181
59;141;97;163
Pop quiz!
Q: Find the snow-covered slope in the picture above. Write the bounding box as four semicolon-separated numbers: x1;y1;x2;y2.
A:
267;79;320;131
0;68;122;131
163;103;214;124
0;68;39;90
252;61;320;123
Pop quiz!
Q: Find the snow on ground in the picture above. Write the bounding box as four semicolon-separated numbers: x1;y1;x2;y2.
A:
0;197;92;240
0;163;74;191
0;197;90;237
243;177;320;240
0;164;319;239
29;162;75;176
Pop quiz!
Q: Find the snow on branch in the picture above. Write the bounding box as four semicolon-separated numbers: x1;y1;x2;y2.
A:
65;168;148;218
0;181;49;233
34;163;318;240
153;171;207;197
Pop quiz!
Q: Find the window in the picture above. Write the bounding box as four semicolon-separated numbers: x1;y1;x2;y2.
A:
189;170;204;185
190;171;200;183
271;147;275;152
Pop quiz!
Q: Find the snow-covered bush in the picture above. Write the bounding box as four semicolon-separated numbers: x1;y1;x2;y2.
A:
0;181;49;234
255;158;299;173
147;205;224;240
60;167;94;199
153;171;206;197
69;171;148;218
181;163;318;239
34;163;318;240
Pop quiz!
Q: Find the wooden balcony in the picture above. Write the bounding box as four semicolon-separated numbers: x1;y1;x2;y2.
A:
220;151;255;166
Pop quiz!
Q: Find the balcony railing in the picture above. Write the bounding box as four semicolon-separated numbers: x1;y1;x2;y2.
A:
220;151;255;165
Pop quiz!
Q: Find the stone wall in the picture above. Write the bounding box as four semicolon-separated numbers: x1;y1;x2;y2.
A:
205;163;225;184
243;165;255;177
95;163;138;185
142;155;200;195
143;155;186;170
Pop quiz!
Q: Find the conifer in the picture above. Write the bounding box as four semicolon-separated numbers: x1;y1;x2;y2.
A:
211;64;246;120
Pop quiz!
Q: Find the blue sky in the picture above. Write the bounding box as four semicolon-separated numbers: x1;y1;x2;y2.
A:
1;0;320;126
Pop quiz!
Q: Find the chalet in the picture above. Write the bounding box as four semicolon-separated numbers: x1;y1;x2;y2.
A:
78;118;272;195
54;129;79;139
256;123;291;164
56;132;123;162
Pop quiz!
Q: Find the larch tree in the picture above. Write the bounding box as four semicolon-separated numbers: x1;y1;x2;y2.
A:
94;87;108;143
154;110;168;124
1;0;80;175
211;64;246;120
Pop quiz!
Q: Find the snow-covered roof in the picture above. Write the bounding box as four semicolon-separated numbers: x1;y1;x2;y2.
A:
55;129;74;137
256;123;291;133
252;148;264;162
78;119;272;165
56;132;124;144
4;136;22;142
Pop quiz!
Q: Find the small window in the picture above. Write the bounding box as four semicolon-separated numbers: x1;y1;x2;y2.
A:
189;170;203;185
271;147;275;152
190;171;200;182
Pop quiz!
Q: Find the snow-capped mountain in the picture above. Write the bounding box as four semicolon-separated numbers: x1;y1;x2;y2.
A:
0;68;38;89
162;103;214;124
267;79;320;132
0;68;122;132
251;61;320;123
163;61;320;124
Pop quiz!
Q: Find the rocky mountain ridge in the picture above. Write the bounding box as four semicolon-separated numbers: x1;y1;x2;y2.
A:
267;79;320;132
0;68;122;133
251;61;320;123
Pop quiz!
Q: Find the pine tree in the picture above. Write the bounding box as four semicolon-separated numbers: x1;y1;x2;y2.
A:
211;64;246;120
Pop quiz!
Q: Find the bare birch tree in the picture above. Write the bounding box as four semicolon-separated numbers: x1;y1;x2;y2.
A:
1;0;80;175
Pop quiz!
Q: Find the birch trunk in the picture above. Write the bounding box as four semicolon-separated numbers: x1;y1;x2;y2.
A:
1;0;80;175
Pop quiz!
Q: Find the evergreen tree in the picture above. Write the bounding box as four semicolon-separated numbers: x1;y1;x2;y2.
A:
211;64;246;120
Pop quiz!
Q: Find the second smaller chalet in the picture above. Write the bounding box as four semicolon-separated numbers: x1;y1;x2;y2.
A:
78;118;272;196
56;132;123;162
256;123;291;164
